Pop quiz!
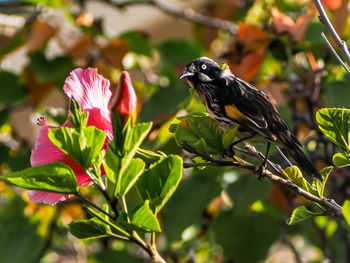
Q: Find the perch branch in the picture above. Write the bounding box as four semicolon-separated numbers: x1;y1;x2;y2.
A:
184;144;343;218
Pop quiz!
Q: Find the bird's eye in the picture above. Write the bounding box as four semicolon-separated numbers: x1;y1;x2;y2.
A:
201;64;207;70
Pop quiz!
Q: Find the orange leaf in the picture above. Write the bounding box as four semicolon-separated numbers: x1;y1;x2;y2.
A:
222;22;269;81
228;50;266;82
324;0;342;10
238;22;270;50
271;8;295;35
292;13;315;42
26;19;57;52
272;7;315;42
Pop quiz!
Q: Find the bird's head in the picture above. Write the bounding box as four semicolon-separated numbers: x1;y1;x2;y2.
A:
179;57;223;85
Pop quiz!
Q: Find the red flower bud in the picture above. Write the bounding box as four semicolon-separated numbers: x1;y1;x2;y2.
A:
110;71;137;119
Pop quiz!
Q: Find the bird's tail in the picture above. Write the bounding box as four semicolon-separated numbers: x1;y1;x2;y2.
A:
284;139;322;181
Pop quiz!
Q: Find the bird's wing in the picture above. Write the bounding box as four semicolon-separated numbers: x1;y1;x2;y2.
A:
221;77;277;141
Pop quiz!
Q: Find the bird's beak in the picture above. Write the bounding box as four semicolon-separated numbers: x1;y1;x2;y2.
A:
179;70;194;80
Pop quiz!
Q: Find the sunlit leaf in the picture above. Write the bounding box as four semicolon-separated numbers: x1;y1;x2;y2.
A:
122;122;152;168
1;162;78;193
286;205;321;225
118;201;160;232
117;158;145;197
103;144;121;184
222;125;238;150
316;108;350;153
310;166;333;198
174;116;223;157
283;166;309;192
136;155;182;214
342;200;350;227
333;152;350;167
48;126;106;167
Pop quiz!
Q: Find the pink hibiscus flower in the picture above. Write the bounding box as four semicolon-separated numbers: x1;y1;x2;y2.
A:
29;69;137;205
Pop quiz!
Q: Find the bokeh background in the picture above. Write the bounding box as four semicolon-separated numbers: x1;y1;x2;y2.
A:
0;0;349;262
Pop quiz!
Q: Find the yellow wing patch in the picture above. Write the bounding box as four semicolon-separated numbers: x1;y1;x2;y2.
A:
224;105;249;122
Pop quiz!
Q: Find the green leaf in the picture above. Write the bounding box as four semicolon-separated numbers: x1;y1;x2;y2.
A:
0;71;25;103
342;200;350;226
118;201;161;232
1;162;78;193
104;122;150;197
283;166;309;192
123;122;152;167
222;125;238;150
174;116;224;157
136;155;182;214
310;167;332;198
316;108;350;153
286;205;321;225
69;98;88;131
157;39;202;64
103;143;121;184
69;218;109;239
118;158;145;197
333;152;350;167
48;126;106;167
28;50;73;83
119;31;152;56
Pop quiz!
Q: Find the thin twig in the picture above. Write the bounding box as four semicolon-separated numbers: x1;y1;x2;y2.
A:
314;0;350;72
321;33;350;74
99;0;238;34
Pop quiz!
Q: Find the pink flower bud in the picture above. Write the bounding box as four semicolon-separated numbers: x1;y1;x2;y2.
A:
110;71;137;119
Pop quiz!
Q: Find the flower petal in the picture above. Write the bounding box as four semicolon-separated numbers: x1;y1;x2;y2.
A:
27;191;70;205
30;125;65;167
86;108;113;141
63;68;112;121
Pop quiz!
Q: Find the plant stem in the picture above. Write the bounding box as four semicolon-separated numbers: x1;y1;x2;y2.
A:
76;192;115;219
83;205;130;237
85;168;119;217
